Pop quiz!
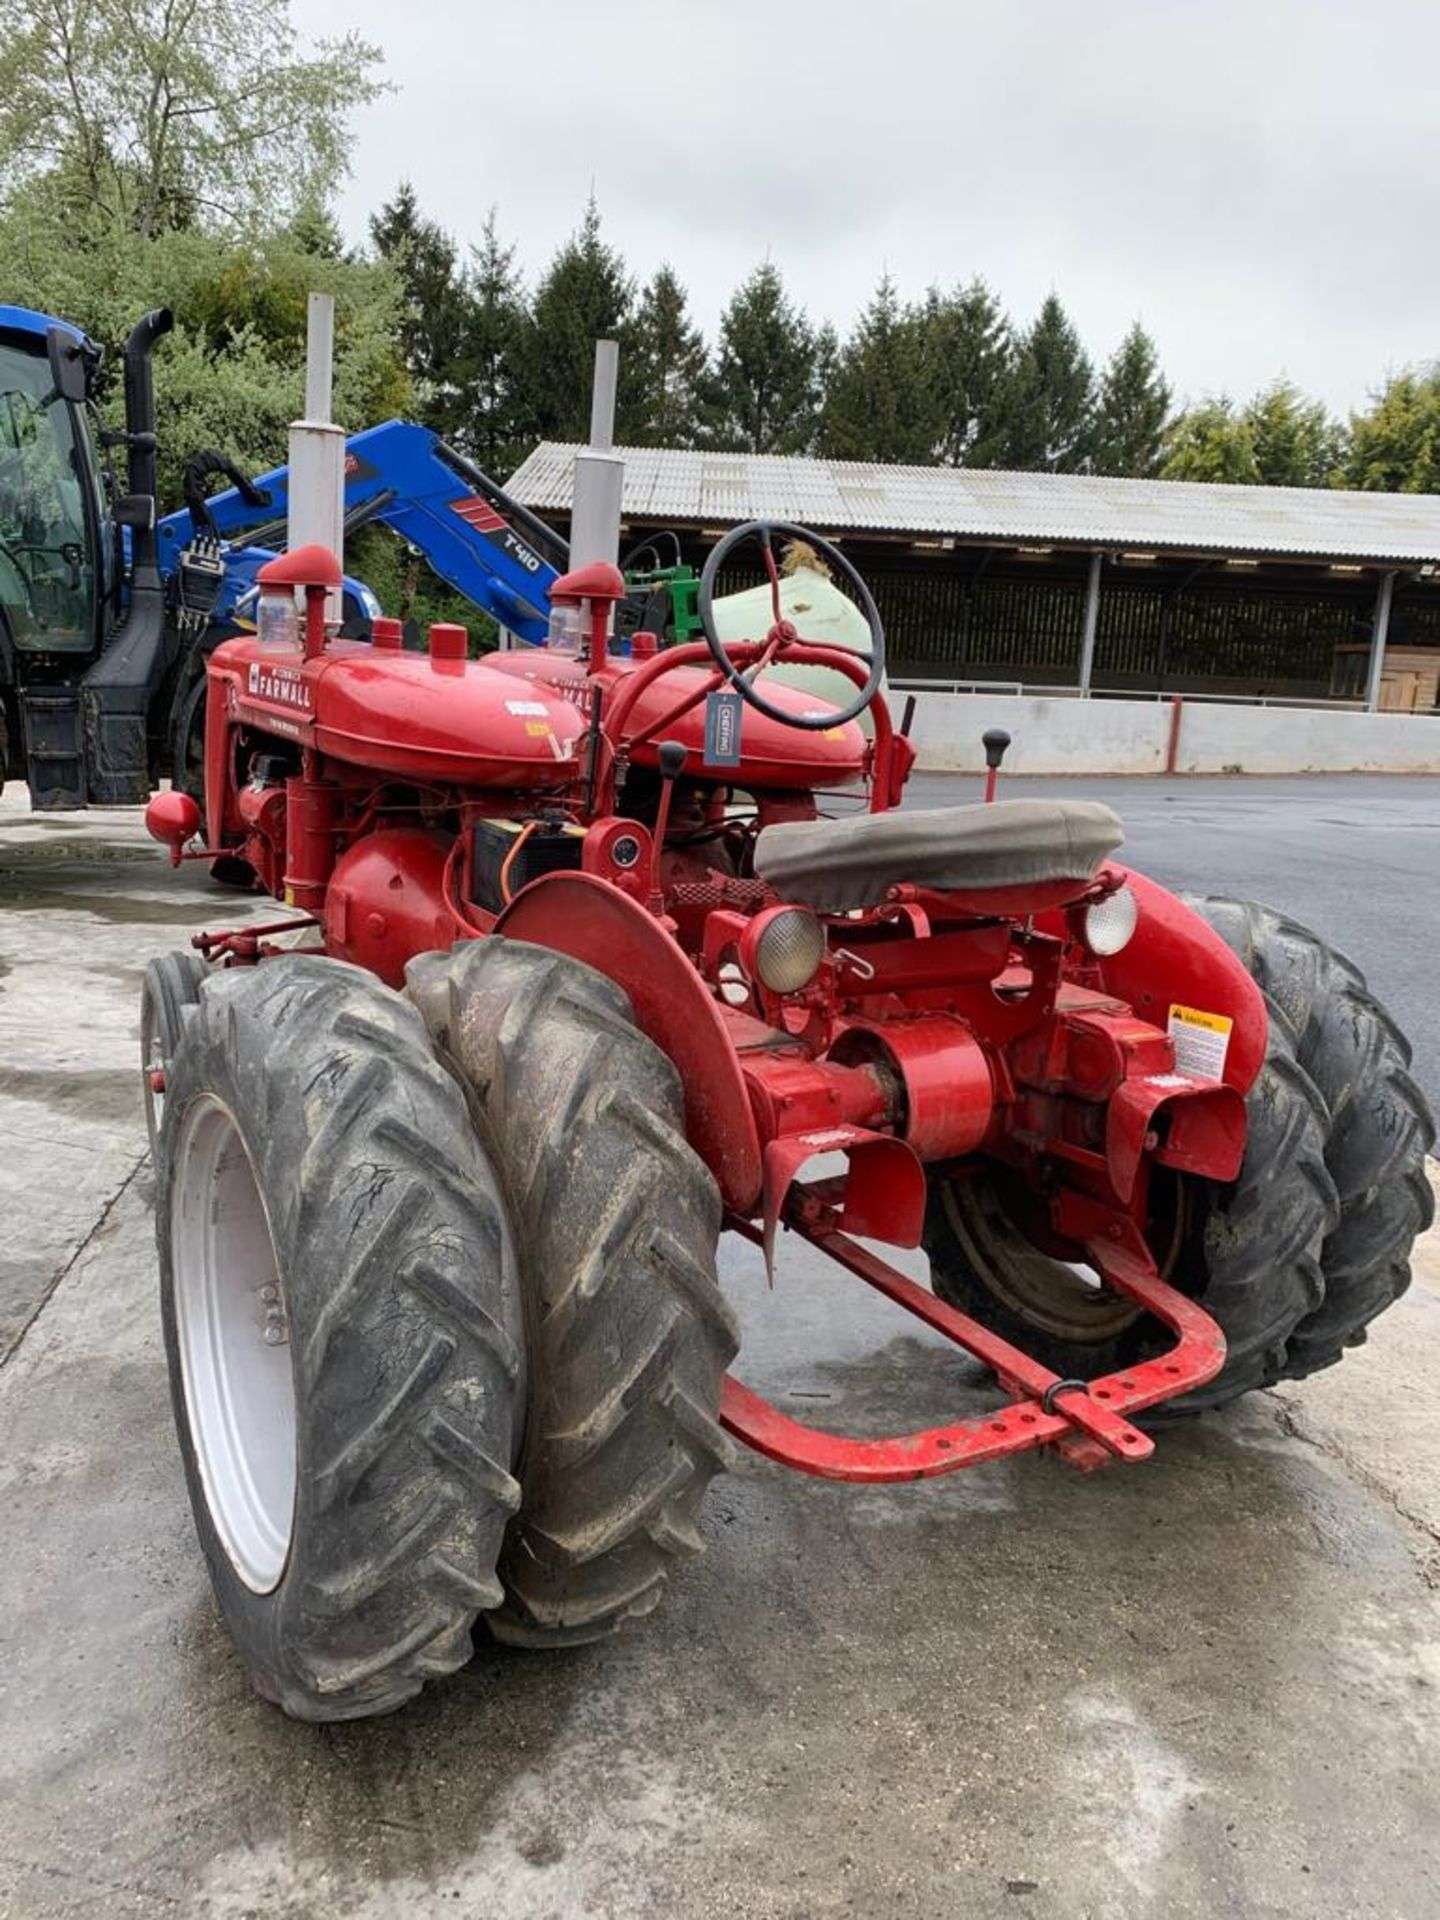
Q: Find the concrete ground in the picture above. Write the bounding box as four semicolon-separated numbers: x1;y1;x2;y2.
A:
2;773;1439;1920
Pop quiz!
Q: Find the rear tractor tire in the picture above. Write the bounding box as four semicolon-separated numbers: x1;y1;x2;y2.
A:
140;949;208;1162
408;937;738;1647
926;902;1433;1415
156;956;525;1720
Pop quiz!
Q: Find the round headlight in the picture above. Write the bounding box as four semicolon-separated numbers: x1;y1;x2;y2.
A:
1081;884;1138;956
746;906;826;995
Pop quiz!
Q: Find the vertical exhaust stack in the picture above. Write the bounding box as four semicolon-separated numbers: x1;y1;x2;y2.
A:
569;339;625;570
287;292;346;625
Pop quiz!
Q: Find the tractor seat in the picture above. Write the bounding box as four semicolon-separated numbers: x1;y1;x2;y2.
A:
753;798;1124;912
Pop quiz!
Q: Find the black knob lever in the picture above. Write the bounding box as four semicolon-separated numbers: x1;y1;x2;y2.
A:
982;728;1011;803
982;728;1011;769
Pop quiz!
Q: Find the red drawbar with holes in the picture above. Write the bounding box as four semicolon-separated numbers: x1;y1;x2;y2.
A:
720;1187;1227;1480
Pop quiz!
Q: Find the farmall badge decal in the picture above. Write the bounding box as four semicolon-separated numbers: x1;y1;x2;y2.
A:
247;660;313;712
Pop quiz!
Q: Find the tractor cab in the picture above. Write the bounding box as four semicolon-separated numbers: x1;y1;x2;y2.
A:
0;304;186;809
0;309;110;664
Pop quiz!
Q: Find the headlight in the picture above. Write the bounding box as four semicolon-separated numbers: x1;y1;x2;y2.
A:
1081;884;1138;956
742;905;826;995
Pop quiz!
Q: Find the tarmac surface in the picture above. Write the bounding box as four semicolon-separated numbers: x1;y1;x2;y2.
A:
2;772;1438;1920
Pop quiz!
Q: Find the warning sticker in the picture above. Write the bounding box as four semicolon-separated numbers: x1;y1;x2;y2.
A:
506;699;548;716
1168;1004;1233;1082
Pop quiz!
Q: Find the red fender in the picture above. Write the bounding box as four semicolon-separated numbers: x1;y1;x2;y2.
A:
494;872;763;1210
1092;867;1268;1096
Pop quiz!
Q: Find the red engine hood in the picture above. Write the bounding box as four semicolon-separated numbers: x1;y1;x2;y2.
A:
485;650;867;788
212;636;586;787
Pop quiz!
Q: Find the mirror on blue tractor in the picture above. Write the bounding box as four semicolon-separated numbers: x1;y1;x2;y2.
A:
45;326;89;406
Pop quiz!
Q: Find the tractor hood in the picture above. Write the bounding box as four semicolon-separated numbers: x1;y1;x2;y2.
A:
214;635;586;786
486;651;868;789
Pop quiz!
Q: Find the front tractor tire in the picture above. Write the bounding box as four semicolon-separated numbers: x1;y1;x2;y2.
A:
408;938;738;1648
927;902;1433;1415
157;957;525;1721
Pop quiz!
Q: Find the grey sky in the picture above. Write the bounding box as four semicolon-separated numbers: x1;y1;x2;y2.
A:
294;0;1439;417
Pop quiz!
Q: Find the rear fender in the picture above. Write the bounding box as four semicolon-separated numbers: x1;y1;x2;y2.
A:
1093;867;1267;1097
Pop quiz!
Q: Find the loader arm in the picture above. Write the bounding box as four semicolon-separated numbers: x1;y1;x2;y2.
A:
156;420;567;643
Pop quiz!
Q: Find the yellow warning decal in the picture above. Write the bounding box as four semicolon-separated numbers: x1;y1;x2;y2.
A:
524;720;551;739
1168;1003;1233;1082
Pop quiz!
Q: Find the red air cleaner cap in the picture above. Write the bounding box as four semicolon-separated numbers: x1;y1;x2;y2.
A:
428;622;468;661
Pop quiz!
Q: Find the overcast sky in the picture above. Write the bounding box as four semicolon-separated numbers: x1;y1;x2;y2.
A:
293;0;1438;417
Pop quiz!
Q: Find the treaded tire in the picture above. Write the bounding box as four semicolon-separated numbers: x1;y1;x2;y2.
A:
140;949;208;1163
407;937;738;1648
157;956;524;1720
1188;897;1436;1377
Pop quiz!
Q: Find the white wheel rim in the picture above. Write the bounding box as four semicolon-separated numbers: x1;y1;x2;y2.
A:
171;1095;297;1593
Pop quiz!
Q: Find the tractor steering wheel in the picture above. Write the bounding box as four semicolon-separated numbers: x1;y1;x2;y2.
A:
697;519;885;730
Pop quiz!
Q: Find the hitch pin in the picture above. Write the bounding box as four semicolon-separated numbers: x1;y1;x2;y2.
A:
833;948;875;981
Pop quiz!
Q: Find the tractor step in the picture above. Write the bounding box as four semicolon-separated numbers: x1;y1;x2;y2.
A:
720;1189;1226;1483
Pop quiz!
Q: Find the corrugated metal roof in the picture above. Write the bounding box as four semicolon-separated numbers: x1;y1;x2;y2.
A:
506;444;1440;567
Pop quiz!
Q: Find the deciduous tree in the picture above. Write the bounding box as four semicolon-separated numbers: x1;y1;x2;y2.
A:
0;0;384;236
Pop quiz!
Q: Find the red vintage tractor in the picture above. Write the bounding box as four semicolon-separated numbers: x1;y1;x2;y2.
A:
143;523;1433;1722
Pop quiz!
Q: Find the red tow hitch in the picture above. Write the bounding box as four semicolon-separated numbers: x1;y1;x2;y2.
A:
720;1185;1226;1481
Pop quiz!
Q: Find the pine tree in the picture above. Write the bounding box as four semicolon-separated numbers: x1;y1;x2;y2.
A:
524;195;635;441
1092;322;1171;477
1160;399;1260;483
1001;294;1096;472
369;181;468;439
819;273;935;463
627;265;708;446
453;209;531;477
920;278;1015;467
704;262;821;453
1243;379;1343;487
1345;369;1440;493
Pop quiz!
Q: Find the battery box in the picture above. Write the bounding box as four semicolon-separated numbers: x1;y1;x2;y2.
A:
471;816;585;912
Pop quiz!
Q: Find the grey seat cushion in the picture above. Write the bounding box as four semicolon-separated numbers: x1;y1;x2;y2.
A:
753;799;1124;910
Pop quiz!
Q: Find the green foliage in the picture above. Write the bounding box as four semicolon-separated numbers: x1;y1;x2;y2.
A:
1161;399;1259;483
705;262;821;453
628;266;708;448
1001;294;1096;472
920;278;1015;468
370;183;470;444
0;0;384;238
1093;323;1171;478
819;274;935;463
1344;368;1440;493
348;525;498;652
452;211;531;477
0;194;408;503
525;196;635;442
1243;379;1343;487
